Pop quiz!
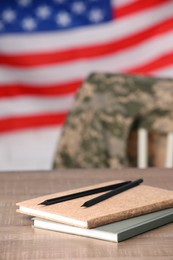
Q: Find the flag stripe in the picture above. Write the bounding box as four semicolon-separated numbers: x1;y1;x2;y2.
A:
0;0;173;134
0;95;75;118
0;2;172;55
126;51;173;74
0;113;67;133
153;65;173;77
0;80;81;98
1;31;172;85
1;50;173;99
0;17;172;67
1;62;172;134
115;0;167;18
115;0;137;8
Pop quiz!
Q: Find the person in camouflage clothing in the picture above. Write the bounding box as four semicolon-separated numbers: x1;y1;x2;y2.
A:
54;73;173;168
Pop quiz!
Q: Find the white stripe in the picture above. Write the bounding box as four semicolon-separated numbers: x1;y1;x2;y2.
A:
0;95;75;118
152;66;173;78
0;127;62;170
0;31;173;84
0;2;172;54
114;0;137;8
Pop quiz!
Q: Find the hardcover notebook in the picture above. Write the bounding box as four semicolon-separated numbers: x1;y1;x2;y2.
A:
16;180;173;229
33;208;173;243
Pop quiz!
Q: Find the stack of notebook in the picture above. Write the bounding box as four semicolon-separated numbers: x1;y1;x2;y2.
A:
16;180;173;243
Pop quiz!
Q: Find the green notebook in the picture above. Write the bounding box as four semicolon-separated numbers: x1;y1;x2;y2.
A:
33;208;173;243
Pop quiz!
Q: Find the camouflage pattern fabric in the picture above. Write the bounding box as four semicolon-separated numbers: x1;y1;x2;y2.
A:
54;73;173;168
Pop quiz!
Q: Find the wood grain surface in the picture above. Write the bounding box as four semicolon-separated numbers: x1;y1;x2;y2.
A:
0;168;173;259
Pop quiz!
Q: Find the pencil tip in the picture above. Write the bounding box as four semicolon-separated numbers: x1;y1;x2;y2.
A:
38;202;45;205
81;203;88;208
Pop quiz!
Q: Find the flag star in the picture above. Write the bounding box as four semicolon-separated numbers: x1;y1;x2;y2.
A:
72;2;86;14
89;9;104;23
2;9;16;23
56;12;71;27
36;5;51;19
22;17;36;31
18;0;32;7
53;0;66;4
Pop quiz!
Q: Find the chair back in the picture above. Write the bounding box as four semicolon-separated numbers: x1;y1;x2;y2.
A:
54;73;173;168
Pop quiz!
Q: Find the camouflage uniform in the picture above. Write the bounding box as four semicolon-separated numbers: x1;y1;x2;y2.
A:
54;73;173;168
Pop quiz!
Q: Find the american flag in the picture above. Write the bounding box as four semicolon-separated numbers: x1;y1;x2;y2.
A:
0;0;173;170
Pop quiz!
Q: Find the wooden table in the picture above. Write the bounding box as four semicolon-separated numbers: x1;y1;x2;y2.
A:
0;168;173;259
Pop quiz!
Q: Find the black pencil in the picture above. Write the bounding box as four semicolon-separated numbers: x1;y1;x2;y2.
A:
81;178;143;207
38;181;131;205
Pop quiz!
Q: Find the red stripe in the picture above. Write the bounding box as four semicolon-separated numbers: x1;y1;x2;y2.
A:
0;17;172;67
0;112;67;133
115;0;167;18
0;80;81;98
1;55;173;132
125;51;173;74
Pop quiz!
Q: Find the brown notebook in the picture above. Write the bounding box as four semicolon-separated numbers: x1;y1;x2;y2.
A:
16;180;173;229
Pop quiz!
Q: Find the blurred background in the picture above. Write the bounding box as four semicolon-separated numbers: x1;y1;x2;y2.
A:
0;0;173;171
